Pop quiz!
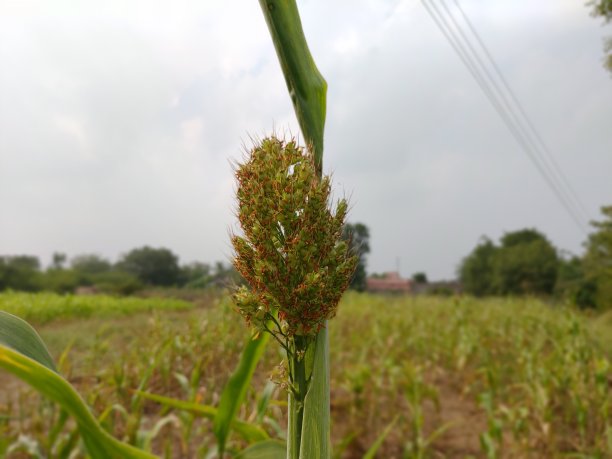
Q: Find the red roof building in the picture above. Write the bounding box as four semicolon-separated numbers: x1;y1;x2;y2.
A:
366;272;412;293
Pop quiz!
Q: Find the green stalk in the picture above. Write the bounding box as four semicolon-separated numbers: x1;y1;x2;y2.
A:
288;335;309;459
258;0;327;171
258;2;332;458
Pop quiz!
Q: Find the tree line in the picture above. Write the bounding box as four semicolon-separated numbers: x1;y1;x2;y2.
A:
0;222;373;296
459;206;612;310
0;247;239;295
2;207;610;311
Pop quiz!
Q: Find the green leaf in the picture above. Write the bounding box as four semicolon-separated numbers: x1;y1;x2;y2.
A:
235;440;286;459
0;344;156;458
214;333;270;455
257;0;327;170
136;390;268;444
362;415;398;459
299;326;330;459
256;381;276;423
0;311;56;372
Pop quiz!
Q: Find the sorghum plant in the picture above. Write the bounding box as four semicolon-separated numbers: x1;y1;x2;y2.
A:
231;136;356;457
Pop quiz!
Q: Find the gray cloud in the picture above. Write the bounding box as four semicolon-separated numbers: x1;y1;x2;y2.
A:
1;0;610;279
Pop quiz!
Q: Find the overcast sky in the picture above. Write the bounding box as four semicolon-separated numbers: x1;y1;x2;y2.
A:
1;0;611;279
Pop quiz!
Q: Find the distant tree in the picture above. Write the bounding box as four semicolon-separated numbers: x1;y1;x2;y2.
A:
91;271;142;295
179;261;212;288
493;229;559;295
460;230;560;297
71;254;112;275
42;269;82;294
117;246;181;286
582;206;612;309
412;272;428;283
458;237;497;296
51;252;67;270
555;254;596;309
498;229;545;247
342;223;370;291
588;0;612;73
555;254;583;292
0;255;42;291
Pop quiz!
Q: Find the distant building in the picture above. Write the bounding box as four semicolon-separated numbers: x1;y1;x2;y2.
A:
366;272;412;293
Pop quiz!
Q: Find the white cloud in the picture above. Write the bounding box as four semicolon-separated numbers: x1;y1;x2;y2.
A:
0;0;610;277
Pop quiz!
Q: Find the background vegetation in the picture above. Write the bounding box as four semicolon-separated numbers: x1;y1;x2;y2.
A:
1;291;610;458
458;206;612;310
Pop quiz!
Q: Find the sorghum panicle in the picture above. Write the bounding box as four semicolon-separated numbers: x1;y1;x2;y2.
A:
232;136;356;338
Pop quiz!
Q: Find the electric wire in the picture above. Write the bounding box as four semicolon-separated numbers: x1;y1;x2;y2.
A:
451;0;591;222
436;0;587;225
421;0;589;233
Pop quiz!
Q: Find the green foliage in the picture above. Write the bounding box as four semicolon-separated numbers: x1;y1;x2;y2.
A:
412;272;428;284
342;222;371;292
214;334;270;456
583;206;612;310
4;292;611;457
0;293;276;458
180;261;212;288
70;254;112;275
459;230;559;296
588;0;612;73
590;0;612;19
0;255;42;292
235;440;286;459
556;255;596;309
51;252;67;270
0;249;243;295
41;269;84;294
136;390;269;444
258;0;327;169
117;246;181;287
363;416;398;459
0;312;155;459
459;237;497;296
0;311;56;372
89;270;143;295
0;292;192;324
493;229;558;295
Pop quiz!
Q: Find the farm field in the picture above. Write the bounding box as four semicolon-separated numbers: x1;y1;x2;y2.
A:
1;292;611;458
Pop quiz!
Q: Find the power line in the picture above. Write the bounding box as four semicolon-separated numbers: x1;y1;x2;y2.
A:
450;0;592;223
426;0;587;232
435;0;585;222
421;0;589;233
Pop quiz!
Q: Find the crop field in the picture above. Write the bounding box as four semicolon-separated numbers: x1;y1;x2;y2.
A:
0;292;611;458
0;292;194;324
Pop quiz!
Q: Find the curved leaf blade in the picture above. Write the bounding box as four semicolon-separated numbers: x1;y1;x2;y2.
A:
299;325;330;459
214;333;270;455
363;415;399;459
0;311;56;372
258;0;327;169
235;440;286;459
0;344;157;458
136;390;268;444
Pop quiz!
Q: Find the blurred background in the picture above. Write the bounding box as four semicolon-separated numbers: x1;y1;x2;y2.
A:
1;0;611;283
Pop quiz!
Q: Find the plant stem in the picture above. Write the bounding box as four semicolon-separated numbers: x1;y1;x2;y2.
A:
288;335;309;459
258;1;331;457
